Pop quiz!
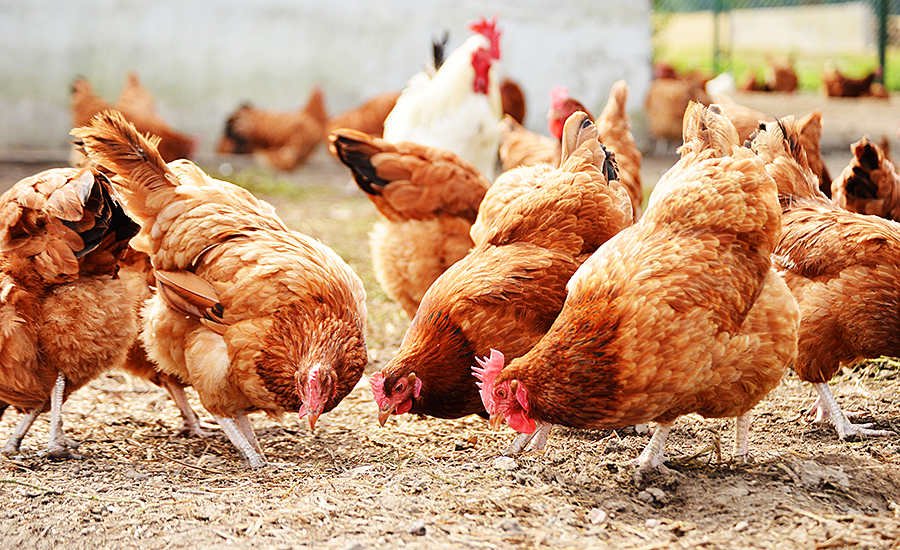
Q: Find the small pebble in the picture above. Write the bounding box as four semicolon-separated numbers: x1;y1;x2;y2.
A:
493;456;518;471
638;487;668;504
500;519;523;534
408;520;426;536
734;520;749;532
588;508;608;525
645;518;661;528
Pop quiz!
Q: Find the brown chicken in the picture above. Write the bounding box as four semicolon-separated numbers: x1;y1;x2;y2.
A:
70;77;195;163
500;78;527;124
216;87;328;170
477;103;798;475
116;72;162;124
330;129;491;317
326;91;401;138
831;137;900;220
710;94;773;143
0;167;141;457
595;81;643;217
75;111;368;468
370;112;633;425
794;112;833;197
751;117;899;440
823;65;884;98
645;77;710;143
768;57;799;93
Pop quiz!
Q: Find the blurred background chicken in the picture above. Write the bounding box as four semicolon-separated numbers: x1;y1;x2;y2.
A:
383;17;504;180
831;137;900;220
499;77;526;125
370;112;633;426
478;103;798;473
329;129;491;317
326;91;401;138
752;116;899;440
0;167;140;458
823;64;887;98
76;111;368;468
216;87;328;171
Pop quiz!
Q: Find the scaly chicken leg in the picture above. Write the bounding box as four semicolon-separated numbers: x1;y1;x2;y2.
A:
215;416;266;469
504;421;552;455
734;413;752;462
235;413;265;458
633;423;672;480
161;379;212;438
1;408;41;455
46;374;80;459
812;383;894;440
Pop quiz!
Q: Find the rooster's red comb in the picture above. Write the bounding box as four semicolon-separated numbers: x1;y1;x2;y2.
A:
469;16;501;59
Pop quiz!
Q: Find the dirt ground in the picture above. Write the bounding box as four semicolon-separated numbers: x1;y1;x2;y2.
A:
0;151;898;550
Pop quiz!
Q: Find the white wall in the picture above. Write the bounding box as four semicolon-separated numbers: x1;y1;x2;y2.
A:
0;0;652;153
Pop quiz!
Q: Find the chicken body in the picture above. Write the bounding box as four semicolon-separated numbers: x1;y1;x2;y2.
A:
326;91;401;138
76;112;368;468
645;77;710;143
330;129;490;317
371;112;633;423
384;23;503;180
751;118;900;440
479;104;799;474
831;137;900;220
0;168;140;457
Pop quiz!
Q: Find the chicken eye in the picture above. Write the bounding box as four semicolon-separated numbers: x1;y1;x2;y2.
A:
394;383;405;393
496;388;507;399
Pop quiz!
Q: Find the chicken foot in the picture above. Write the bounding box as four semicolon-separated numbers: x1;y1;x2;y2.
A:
504;422;552;455
734;413;752;462
46;373;81;459
1;408;41;456
162;380;213;438
235;413;265;458
633;423;672;481
215;416;266;469
813;383;894;440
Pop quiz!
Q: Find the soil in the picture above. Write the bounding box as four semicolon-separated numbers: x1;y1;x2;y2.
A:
0;152;897;549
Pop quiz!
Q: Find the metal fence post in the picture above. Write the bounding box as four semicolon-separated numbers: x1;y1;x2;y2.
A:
878;0;888;83
713;0;724;74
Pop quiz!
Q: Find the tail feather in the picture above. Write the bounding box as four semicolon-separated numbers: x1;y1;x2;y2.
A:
71;110;178;222
559;111;617;182
303;87;328;127
328;129;387;195
680;102;740;157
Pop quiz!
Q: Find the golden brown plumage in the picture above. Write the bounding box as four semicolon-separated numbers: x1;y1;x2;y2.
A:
823;65;883;98
831;137;900;220
74;111;368;467
326;91;400;138
497;116;559;172
329;129;490;317
216;87;327;170
752;116;899;440
595;81;643;217
645;78;710;142
480;103;797;471
500;78;527;124
116;72;162;124
0;167;140;457
369;112;633;423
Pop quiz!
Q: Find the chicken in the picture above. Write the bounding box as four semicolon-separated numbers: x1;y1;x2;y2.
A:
831;137;900;220
383;17;503;180
767;56;799;93
74;111;368;468
740;71;770;93
216;87;328;171
326;91;401;138
645;77;710;143
500;78;526;124
116;72;162;124
70;77;195;163
117;248;209;437
795;112;833;198
329;129;491;317
497;86;590;172
595;81;643;217
709;93;772;143
370;112;633;425
823;64;883;98
476;103;798;476
751;117;899;440
0;167;141;457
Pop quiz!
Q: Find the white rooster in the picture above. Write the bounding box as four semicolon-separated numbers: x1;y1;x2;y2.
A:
384;17;504;181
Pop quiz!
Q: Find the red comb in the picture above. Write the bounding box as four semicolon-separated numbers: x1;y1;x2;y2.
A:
469;16;501;59
472;349;505;412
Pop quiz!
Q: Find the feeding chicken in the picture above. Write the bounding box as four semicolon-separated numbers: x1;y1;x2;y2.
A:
326;91;401;138
216;87;328;170
0;167;141;457
831;137;899;220
750;117;900;440
823;64;886;98
330;130;490;317
476;103;799;475
70;77;195;163
75;111;368;468
370;112;633;425
383;17;504;180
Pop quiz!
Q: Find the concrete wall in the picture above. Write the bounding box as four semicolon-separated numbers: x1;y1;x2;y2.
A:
0;0;652;154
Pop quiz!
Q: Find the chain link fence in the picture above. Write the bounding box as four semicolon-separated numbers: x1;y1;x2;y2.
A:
653;0;899;90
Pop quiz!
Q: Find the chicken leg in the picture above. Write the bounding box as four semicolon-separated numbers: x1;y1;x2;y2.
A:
633;423;672;480
504;422;552;455
235;412;265;458
813;383;894;440
46;373;80;459
215;416;266;469
2;408;41;456
734;413;752;462
161;380;212;438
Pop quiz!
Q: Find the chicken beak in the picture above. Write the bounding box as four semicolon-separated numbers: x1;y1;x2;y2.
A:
307;411;320;432
378;405;395;427
489;413;506;430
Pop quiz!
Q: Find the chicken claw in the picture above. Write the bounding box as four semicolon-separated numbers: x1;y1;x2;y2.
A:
813;383;895;440
632;423;672;482
215;416;267;469
1;408;41;456
45;374;82;460
504;422;552;455
163;381;214;438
